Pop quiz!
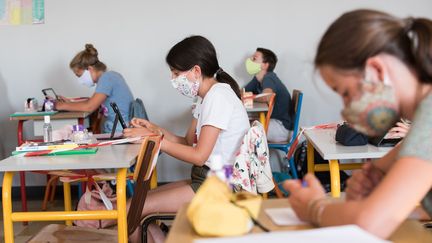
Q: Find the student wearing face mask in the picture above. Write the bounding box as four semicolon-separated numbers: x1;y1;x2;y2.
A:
123;35;250;243
284;9;432;239
244;48;293;142
56;44;134;133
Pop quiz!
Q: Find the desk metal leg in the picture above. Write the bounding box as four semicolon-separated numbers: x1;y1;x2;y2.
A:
19;171;28;225
259;112;266;130
150;168;158;189
63;182;73;226
116;168;128;243
3;172;15;243
329;160;341;198
18;120;28;225
307;142;315;174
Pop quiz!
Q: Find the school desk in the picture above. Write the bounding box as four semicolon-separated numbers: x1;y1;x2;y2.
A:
9;111;90;218
165;198;432;243
245;102;269;129
0;144;140;243
304;128;392;198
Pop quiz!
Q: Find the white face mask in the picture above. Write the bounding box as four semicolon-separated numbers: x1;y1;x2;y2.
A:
78;70;95;88
170;71;200;98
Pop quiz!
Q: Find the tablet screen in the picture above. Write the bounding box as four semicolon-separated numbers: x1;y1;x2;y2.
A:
42;88;58;100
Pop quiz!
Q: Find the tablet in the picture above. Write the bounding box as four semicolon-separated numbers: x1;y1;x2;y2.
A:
42;88;59;100
368;134;402;147
110;102;128;129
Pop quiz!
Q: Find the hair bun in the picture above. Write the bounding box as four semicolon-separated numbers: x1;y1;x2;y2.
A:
85;44;98;56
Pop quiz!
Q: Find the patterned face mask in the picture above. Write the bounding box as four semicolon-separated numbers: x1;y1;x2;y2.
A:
171;71;200;98
341;81;400;137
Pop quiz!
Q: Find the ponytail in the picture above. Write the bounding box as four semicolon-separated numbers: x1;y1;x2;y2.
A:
215;68;241;99
408;18;432;83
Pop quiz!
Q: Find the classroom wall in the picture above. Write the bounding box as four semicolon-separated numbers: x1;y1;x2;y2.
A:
1;0;431;186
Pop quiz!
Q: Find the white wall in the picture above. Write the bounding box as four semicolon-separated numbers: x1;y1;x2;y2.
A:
1;0;431;185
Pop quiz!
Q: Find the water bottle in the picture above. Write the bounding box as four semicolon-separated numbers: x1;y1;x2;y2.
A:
208;155;233;185
44;99;54;112
43;115;53;142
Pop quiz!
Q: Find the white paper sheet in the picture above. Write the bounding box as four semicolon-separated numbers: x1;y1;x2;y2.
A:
264;207;309;226
194;225;391;243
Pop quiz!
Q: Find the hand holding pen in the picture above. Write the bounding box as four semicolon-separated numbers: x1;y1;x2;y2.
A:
283;174;327;222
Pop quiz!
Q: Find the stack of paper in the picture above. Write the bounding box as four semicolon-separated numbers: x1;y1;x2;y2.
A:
264;207;309;226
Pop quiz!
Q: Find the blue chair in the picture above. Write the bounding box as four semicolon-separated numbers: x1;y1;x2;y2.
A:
268;89;303;179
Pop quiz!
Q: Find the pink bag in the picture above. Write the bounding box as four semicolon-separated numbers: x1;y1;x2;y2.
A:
74;179;118;229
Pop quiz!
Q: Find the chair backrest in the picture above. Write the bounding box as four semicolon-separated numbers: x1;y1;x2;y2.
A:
89;109;103;134
127;135;161;235
289;90;303;144
264;93;276;134
129;98;149;121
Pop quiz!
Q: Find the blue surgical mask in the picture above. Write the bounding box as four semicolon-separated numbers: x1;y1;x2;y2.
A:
78;70;95;88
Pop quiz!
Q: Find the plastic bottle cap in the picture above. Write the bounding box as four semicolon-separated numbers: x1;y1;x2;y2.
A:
73;124;85;131
210;154;223;170
44;115;50;123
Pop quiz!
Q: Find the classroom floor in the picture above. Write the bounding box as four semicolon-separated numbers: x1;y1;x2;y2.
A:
0;199;75;243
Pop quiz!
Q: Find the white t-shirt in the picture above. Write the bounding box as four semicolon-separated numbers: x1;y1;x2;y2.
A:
195;83;250;167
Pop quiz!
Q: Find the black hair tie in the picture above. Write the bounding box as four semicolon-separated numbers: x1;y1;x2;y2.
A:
216;68;224;75
404;17;415;33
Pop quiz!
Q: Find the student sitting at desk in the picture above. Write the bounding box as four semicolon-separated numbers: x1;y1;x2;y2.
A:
123;36;250;242
55;44;134;133
284;9;432;238
244;48;293;142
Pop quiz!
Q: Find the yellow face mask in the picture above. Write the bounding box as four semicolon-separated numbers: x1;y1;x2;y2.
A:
187;176;263;237
245;58;262;75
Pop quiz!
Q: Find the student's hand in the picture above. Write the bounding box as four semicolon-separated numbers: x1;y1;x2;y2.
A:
283;174;326;221
130;118;157;129
387;122;410;138
345;162;384;201
123;127;155;138
57;95;71;102
54;101;65;110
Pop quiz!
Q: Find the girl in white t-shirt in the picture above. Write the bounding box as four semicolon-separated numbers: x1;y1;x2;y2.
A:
123;35;250;243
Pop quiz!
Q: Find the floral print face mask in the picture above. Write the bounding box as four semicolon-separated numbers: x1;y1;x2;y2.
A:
341;81;400;137
171;71;200;98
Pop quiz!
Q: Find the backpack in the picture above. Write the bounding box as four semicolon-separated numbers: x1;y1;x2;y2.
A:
293;141;349;192
129;98;149;120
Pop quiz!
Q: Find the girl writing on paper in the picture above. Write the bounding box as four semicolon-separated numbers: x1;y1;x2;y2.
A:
284;9;432;238
123;36;250;243
56;44;134;133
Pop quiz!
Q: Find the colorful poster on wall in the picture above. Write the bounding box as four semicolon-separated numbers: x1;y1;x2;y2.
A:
0;0;44;25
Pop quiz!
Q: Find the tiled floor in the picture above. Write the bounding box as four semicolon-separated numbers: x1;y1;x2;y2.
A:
0;199;76;243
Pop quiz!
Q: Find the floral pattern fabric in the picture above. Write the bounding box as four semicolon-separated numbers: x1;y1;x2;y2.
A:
232;121;274;194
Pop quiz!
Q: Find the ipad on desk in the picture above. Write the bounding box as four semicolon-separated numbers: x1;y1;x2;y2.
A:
368;133;402;147
42;88;59;100
94;133;123;141
95;104;126;141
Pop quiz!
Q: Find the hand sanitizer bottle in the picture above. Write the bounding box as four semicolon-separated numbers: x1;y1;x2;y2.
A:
208;154;233;185
43;115;53;142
